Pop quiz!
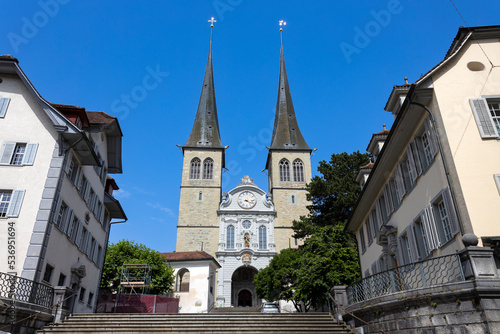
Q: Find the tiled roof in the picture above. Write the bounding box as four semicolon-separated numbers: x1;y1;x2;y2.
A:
106;175;119;190
0;55;18;63
86;111;116;124
160;251;215;262
50;103;85;111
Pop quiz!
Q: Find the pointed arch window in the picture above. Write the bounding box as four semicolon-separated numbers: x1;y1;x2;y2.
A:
203;158;214;179
279;159;290;182
293;159;304;182
259;226;267;250
176;268;190;292
227;225;235;249
189;158;201;179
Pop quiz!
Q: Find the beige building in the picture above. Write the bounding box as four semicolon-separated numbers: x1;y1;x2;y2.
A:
0;55;126;329
173;27;312;310
346;25;500;278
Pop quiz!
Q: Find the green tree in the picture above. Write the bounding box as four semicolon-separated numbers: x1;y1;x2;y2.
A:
254;248;304;312
293;151;371;238
255;151;369;311
100;240;174;295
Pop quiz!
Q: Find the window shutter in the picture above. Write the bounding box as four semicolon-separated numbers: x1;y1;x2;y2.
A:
414;137;428;170
395;164;405;200
7;189;25;217
374;200;383;227
99;203;105;223
64;209;74;235
371;262;377;275
64;152;73;174
470;98;499;138
23;143;38;165
442;188;460;237
0;97;11;118
494;175;500;195
424;118;438;156
422;207;440;250
84;180;91;203
396;237;406;265
407;225;419;262
383;185;394;216
51;194;62;224
406;146;418;185
0;142;16;165
410;141;422;176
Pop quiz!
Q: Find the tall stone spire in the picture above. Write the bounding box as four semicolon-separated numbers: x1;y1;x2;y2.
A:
269;27;310;151
184;23;223;148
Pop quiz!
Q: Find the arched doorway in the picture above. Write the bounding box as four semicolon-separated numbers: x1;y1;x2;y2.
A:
238;289;252;307
231;266;259;307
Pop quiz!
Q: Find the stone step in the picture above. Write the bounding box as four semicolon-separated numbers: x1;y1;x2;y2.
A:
38;313;354;334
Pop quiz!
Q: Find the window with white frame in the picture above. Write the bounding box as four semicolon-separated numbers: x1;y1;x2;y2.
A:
202;158;214;179
0;190;25;218
189;158;201;179
0;142;38;166
431;188;459;245
470;98;500;139
226;225;235;249
0;97;11;118
259;226;267;249
293;159;304;182
279;159;290;181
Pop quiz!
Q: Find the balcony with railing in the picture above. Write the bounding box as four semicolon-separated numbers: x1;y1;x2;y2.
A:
346;254;465;305
0;271;54;308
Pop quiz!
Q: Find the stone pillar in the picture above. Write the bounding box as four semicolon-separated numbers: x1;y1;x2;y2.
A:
331;286;347;322
53;286;73;323
458;246;499;280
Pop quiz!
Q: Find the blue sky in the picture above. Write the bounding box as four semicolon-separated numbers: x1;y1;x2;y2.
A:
2;1;499;252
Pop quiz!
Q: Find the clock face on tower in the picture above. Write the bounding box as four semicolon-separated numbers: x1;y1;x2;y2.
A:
238;191;256;209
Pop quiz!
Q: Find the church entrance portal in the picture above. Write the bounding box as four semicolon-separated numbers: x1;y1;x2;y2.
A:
238;289;252;307
231;266;259;307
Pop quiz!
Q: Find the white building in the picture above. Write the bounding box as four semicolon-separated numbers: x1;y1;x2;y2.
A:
0;55;126;322
215;176;277;308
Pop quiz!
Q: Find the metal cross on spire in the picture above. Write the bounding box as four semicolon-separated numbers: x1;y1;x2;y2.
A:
279;20;286;31
208;17;217;28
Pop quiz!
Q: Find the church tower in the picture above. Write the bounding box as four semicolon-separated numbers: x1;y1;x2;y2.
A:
266;27;312;251
176;24;224;256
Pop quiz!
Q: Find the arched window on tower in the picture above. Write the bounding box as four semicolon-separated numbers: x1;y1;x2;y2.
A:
227;225;235;249
293;159;304;182
203;158;214;179
279;159;290;182
190;158;201;179
259;226;267;249
176;268;190;292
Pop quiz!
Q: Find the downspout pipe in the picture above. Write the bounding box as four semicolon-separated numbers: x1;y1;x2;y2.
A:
408;100;464;236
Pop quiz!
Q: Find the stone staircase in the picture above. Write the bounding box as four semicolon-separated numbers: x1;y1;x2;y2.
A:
38;312;354;333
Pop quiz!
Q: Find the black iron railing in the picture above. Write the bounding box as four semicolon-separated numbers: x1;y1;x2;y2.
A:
346;254;465;304
0;271;54;308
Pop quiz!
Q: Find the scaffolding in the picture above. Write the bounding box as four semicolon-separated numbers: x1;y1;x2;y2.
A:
119;264;152;295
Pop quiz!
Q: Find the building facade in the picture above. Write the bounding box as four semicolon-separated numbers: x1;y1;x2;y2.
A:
342;25;500;332
173;27;312;311
0;55;126;325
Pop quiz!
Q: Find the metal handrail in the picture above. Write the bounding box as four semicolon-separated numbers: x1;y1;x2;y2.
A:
346;254;465;304
0;271;54;308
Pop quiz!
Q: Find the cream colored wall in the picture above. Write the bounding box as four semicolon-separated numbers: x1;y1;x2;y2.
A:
431;39;500;243
268;151;311;252
176;149;223;256
0;74;57;275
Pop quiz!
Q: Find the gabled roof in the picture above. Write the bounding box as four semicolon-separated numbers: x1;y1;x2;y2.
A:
268;33;310;151
87;111;123;137
184;28;223;149
160;251;221;268
0;55;99;166
50;103;90;128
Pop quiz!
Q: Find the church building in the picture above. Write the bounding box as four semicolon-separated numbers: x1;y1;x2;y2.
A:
168;23;312;311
